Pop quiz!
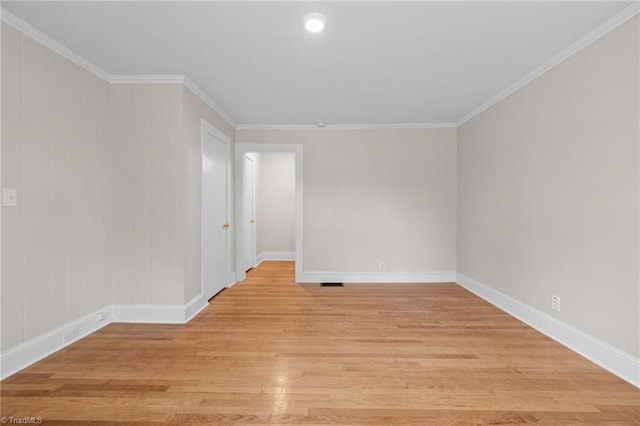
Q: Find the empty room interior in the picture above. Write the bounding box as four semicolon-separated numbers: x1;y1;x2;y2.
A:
1;1;639;424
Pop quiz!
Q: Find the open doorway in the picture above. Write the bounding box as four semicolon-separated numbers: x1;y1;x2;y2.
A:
255;152;296;267
235;144;303;283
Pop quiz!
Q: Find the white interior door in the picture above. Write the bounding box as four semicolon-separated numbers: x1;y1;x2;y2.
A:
243;155;256;272
202;122;229;300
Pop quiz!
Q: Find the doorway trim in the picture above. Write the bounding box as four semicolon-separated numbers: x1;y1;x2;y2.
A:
234;143;303;283
242;153;257;272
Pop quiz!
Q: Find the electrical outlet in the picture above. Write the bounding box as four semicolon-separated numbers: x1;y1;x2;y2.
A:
63;326;79;343
97;311;108;322
380;262;385;272
551;295;561;312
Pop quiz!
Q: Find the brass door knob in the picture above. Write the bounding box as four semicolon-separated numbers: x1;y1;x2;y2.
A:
223;223;230;229
250;219;256;224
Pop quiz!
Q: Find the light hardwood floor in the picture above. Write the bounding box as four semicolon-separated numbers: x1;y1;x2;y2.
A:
1;261;638;424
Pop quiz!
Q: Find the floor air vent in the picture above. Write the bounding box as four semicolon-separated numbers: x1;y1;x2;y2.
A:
321;282;344;287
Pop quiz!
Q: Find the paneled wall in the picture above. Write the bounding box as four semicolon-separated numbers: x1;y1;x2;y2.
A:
1;22;236;355
1;23;112;351
110;85;235;307
110;83;184;305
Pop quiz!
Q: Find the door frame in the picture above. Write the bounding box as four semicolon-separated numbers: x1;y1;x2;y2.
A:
201;119;232;299
234;143;303;283
242;153;257;271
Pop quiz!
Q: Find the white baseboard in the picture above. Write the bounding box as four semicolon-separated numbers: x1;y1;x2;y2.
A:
456;273;640;388
1;296;211;380
0;307;112;380
185;295;208;322
261;251;295;261
255;252;295;268
113;293;213;324
227;272;237;288
112;304;187;324
5;273;637;389
301;271;456;283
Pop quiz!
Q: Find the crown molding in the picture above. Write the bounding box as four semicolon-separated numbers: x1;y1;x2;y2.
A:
236;122;457;130
3;2;636;133
0;8;237;127
183;76;237;127
1;8;111;82
110;74;186;84
457;1;640;126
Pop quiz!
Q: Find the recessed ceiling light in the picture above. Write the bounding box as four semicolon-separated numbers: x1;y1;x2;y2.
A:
304;13;326;33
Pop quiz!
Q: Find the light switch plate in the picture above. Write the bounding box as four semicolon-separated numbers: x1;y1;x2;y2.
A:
3;188;18;207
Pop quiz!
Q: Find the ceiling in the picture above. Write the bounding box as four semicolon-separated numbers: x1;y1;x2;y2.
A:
2;1;634;126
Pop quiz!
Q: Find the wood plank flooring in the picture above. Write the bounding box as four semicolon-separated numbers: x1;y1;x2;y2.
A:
1;261;638;424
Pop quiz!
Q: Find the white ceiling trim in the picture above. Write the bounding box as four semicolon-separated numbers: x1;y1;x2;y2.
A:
183;76;236;127
110;75;238;125
3;3;637;131
1;8;111;82
236;123;457;130
457;0;640;126
0;7;237;127
110;75;186;84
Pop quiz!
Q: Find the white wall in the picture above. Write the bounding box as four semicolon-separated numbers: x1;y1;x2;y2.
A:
458;17;639;357
257;153;295;256
1;23;112;351
236;128;457;274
